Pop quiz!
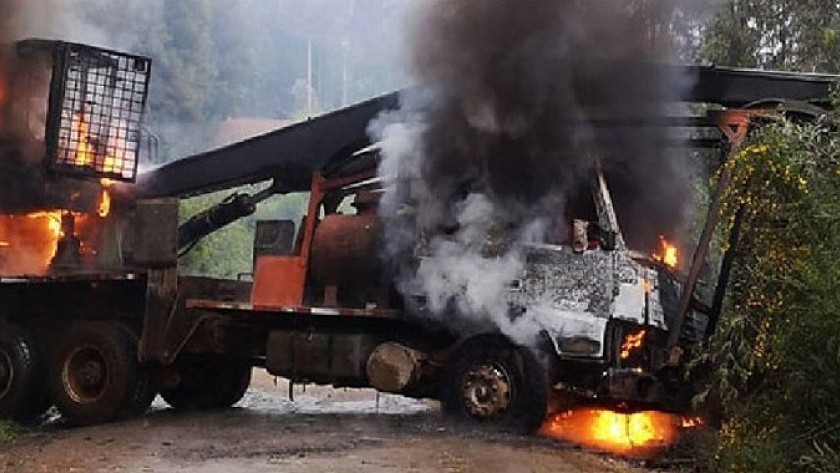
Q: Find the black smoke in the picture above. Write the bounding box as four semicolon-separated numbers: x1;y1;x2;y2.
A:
370;0;699;339
403;0;693;250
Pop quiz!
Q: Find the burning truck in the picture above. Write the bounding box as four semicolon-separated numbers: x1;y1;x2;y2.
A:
0;40;148;277
0;38;836;452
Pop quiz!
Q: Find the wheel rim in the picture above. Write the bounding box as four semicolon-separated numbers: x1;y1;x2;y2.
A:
460;361;513;419
0;349;14;400
62;345;110;404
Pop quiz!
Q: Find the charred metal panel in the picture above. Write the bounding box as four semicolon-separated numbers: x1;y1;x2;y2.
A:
266;331;378;387
254;220;296;261
689;66;836;107
139;275;251;364
504;245;615;358
502;168;669;360
576;62;836;107
132;198;178;268
514;245;616;318
139;267;177;362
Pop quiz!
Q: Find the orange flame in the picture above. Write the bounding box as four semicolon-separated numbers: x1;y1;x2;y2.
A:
103;155;116;174
97;189;112;218
654;236;678;268
540;409;698;456
620;330;647;360
74;112;94;167
27;212;63;238
681;417;704;428
0;212;63;275
103;121;129;175
0;113;116;276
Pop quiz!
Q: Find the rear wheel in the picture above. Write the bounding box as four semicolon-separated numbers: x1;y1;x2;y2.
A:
120;327;157;417
161;359;251;411
441;336;548;433
0;324;50;422
49;322;150;426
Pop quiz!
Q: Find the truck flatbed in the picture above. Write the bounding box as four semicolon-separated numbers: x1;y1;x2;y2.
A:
0;271;143;284
186;298;401;320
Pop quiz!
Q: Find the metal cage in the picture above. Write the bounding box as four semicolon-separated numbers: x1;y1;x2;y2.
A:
45;42;151;182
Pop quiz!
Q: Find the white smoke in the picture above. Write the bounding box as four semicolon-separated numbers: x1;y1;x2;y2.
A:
0;0;110;44
373;99;556;345
372;0;719;343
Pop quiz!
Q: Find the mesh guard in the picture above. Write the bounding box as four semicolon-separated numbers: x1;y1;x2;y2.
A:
47;43;151;183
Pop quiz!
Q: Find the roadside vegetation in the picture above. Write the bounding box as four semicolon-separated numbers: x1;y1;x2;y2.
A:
0;420;17;443
179;189;308;278
694;93;840;473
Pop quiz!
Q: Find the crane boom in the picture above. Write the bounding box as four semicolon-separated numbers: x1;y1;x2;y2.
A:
136;64;836;201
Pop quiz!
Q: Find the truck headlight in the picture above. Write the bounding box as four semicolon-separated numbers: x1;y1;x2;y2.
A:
558;336;601;355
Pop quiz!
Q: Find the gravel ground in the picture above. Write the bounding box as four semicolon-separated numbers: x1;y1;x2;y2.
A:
0;370;654;473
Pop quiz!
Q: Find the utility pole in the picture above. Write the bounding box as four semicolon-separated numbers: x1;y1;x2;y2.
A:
307;37;313;116
341;40;349;106
343;0;356;106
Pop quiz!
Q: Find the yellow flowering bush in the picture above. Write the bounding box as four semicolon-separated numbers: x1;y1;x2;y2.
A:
700;105;840;472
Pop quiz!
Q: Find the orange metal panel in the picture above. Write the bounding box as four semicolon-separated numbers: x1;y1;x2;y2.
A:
251;256;307;308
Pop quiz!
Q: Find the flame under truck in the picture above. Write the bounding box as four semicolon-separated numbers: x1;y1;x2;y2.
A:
0;39;835;429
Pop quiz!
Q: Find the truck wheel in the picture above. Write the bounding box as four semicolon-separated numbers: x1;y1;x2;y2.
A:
441;336;548;433
49;322;148;426
161;360;251;411
119;327;157;417
0;324;50;422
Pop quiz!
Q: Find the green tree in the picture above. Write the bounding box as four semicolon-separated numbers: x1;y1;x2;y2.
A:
702;0;764;67
701;0;840;72
179;189;308;279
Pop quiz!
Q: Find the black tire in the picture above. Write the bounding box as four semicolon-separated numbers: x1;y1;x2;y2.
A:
441;336;548;433
49;322;148;426
161;359;251;411
0;324;50;422
119;327;157;417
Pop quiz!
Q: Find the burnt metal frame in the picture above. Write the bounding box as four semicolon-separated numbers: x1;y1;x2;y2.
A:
40;40;152;183
667;109;779;349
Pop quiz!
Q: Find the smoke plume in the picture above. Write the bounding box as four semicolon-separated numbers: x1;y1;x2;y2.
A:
374;0;695;342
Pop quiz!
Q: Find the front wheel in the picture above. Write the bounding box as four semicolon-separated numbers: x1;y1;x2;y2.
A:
441;336;548;433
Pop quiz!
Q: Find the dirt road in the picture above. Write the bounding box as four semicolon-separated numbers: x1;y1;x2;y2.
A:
0;371;652;473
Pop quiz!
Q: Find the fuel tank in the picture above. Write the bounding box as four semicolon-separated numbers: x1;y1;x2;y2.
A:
310;213;383;287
